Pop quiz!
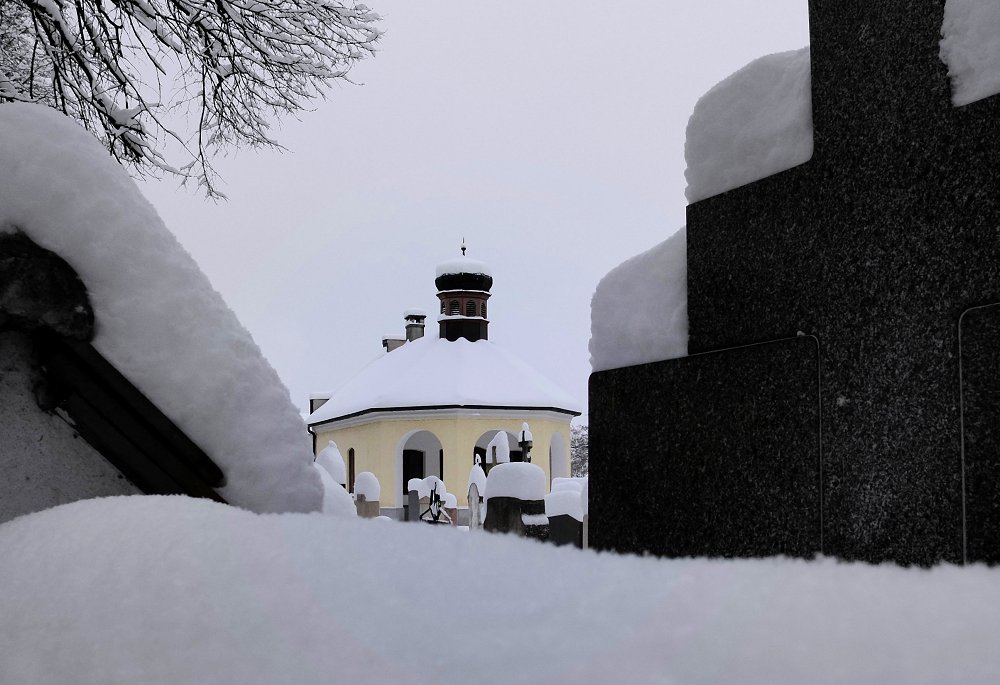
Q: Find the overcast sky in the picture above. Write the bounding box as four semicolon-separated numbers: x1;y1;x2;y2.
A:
139;1;810;425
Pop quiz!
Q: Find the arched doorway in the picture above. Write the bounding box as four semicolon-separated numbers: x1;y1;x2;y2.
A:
474;429;522;468
395;430;444;505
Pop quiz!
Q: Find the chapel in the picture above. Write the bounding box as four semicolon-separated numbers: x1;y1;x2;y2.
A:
306;249;580;515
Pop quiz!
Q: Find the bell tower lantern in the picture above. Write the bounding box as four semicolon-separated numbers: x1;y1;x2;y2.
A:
435;244;492;342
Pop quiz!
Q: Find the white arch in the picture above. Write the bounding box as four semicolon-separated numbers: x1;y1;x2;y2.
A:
393;429;444;507
474;429;521;464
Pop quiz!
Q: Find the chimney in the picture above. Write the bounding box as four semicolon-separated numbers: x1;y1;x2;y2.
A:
382;335;405;353
404;309;427;342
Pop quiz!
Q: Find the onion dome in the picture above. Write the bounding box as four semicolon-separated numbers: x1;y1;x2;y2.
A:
436;243;493;342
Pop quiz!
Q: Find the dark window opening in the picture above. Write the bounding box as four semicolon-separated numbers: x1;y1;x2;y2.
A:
403;449;424;495
465;300;476;317
481;303;487;318
449;300;460;315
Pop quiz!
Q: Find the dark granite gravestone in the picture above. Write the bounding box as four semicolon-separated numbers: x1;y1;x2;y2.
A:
591;0;1000;565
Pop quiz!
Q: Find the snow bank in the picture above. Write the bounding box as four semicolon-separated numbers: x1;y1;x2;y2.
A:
940;0;1000;106
354;471;380;501
544;490;584;522
685;48;813;203
486;463;546;501
589;228;688;372
0;103;320;513
6;496;1000;684
316;441;346;485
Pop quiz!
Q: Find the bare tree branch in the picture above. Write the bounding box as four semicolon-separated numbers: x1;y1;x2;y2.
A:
0;0;380;197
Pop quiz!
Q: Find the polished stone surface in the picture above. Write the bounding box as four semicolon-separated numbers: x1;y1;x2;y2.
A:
590;337;820;558
591;2;1000;565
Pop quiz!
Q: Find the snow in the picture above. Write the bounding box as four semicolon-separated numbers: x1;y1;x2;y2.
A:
435;256;492;278
313;464;356;517
485;462;546;501
0;103;321;514
551;477;584;493
940;0;1000;106
408;476;446;499
403;308;427;318
521;513;549;526
307;335;580;424
590;228;688;372
468;464;487;498
487;431;511;464
6;496;1000;684
316;441;346;485
354;471;381;502
443;493;457;509
685;48;813;203
520;422;533;443
592;49;814;372
544;490;584;522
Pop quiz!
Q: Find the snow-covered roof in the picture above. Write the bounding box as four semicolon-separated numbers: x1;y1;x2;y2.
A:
435;256;492;278
308;335;580;425
403;308;427;318
0;103;322;514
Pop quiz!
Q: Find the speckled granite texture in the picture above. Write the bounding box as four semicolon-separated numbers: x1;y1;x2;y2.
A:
592;1;1000;565
590;338;821;558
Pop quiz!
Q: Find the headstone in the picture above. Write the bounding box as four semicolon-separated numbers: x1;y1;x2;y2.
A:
591;1;1000;565
355;493;379;519
468;483;482;530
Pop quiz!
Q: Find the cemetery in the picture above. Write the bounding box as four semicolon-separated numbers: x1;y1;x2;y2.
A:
4;0;1000;682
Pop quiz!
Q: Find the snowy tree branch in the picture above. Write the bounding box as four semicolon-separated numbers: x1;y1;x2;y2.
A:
0;0;380;196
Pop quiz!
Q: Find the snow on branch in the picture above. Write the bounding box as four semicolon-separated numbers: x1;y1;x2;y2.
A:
1;0;380;196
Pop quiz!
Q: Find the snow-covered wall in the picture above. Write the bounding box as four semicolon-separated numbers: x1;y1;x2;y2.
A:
939;0;1000;106
591;48;813;372
0;103;323;514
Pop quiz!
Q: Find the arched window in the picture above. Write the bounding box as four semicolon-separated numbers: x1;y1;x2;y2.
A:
440;300;445;314
449;300;460;315
465;300;476;317
348;448;355;493
481;303;487;318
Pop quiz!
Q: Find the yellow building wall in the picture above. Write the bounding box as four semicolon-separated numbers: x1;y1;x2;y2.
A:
312;413;572;507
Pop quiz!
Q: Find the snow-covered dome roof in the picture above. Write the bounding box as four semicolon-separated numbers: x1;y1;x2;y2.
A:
435;256;492;279
434;255;494;295
307;336;580;425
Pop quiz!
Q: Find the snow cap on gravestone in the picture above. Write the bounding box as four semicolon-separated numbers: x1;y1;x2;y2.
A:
316;441;346;485
354;471;380;501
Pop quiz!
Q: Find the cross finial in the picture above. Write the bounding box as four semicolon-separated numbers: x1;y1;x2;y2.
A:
461;238;466;256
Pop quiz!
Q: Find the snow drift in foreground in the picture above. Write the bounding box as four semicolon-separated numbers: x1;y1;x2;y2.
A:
3;497;1000;684
685;47;813;203
940;0;1000;106
0;103;327;514
590;228;687;371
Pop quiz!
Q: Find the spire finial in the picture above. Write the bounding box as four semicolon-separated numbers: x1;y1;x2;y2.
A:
461;238;466;256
